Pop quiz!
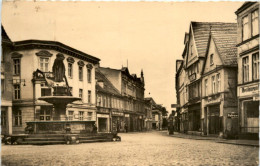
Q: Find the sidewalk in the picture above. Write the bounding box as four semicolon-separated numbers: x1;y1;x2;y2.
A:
165;131;259;147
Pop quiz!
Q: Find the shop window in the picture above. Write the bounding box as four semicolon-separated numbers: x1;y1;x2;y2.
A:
13;109;22;126
243;56;249;82
79;111;84;121
252;52;259;80
88;90;91;104
68;111;74;120
68;63;73;78
13;59;20;75
87;112;93;120
14;84;21;100
252;9;259;36
39;57;49;72
40;108;51;121
243;101;259;133
1;111;6;126
242;15;249;41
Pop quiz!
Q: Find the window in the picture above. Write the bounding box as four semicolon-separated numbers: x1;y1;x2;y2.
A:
190;44;193;56
68;111;74;120
216;74;221;92
88;90;91;104
13;109;22;126
39;57;49;72
87;68;92;83
210;54;214;65
79;111;84;121
40;108;51;121
13;59;20;75
205;79;208;96
1;111;6;126
79;89;83;99
79;66;83;81
242;15;249;41
68;63;73;78
41;84;51;96
212;75;216;94
252;9;259;36
87;112;92;120
1;79;4;94
14;84;21;99
253;52;259;80
243;56;249;82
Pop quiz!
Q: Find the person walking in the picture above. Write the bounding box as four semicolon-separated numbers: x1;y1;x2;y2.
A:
124;123;128;133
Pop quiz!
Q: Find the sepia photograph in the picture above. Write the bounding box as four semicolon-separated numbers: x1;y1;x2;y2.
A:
1;1;259;165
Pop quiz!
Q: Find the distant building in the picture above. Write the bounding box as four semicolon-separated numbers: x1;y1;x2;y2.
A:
96;69;125;132
1;26;100;134
98;67;145;132
235;2;259;139
201;23;238;137
144;98;153;131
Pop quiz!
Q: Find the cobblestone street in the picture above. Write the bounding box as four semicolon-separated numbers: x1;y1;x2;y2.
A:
1;131;259;166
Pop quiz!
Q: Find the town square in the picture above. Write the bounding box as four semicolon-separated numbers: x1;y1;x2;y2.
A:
1;1;259;165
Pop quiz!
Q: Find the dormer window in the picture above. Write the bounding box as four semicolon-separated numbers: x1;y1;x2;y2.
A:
210;54;214;65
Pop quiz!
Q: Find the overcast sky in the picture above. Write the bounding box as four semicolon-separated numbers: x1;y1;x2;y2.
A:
2;1;243;111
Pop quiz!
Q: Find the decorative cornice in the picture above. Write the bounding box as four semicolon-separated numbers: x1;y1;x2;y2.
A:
86;64;93;69
77;60;85;66
35;50;53;57
11;52;23;58
239;45;259;57
67;57;75;63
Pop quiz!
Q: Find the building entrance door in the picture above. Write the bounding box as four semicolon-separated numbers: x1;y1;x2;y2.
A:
98;118;107;132
209;105;220;134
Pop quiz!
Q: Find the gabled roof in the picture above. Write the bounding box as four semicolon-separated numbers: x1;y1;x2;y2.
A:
235;2;257;15
96;69;121;95
2;25;12;45
211;27;237;66
144;97;156;105
191;22;237;58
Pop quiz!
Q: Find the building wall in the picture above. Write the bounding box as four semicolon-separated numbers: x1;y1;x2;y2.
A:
99;68;121;93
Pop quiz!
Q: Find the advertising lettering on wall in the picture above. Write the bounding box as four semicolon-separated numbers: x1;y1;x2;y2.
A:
239;84;259;97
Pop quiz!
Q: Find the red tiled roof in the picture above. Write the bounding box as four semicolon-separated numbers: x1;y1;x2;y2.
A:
191;22;237;58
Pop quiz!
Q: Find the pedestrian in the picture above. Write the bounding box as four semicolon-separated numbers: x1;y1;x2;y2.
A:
124;123;128;133
92;123;97;133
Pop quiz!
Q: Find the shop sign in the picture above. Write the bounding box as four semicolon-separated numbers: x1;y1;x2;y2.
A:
112;111;124;116
227;112;238;118
239;84;259;97
124;114;130;117
97;114;109;118
98;108;110;114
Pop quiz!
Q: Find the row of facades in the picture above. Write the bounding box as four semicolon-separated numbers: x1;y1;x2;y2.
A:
1;27;166;135
175;2;259;139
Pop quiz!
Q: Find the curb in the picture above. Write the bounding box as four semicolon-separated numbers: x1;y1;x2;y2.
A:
215;141;259;147
168;134;259;147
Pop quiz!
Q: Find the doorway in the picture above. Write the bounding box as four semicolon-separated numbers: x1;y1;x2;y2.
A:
98;118;107;132
208;105;220;134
